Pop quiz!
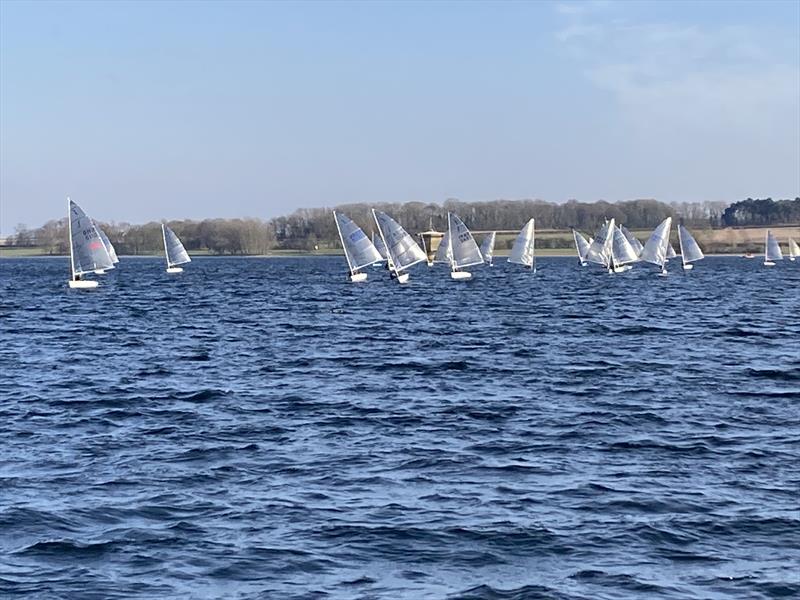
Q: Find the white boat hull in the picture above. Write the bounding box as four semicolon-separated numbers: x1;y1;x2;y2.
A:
613;265;632;273
683;263;694;270
763;261;775;267
166;267;184;273
450;270;472;280
789;257;796;262
69;279;99;289
396;273;410;284
94;269;107;275
658;270;669;277
349;272;367;283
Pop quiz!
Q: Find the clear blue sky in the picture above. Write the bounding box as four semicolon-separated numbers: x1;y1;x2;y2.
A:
1;0;798;233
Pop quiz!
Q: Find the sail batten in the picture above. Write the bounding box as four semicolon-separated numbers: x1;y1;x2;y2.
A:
678;225;704;265
69;199;114;276
480;231;496;264
162;224;191;267
333;211;382;273
372;210;427;273
448;213;483;270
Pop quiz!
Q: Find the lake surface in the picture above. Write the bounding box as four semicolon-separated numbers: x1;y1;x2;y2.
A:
0;256;798;599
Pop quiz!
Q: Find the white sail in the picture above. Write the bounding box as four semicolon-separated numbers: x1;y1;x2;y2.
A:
448;213;483;270
572;229;591;261
667;243;677;259
93;221;119;264
434;230;452;264
162;224;191;267
788;238;800;258
678;225;704;265
508;219;535;268
765;230;783;262
68;199;114;277
584;219;615;267
372;210;427;273
480;231;496;264
372;231;388;260
640;217;672;268
620;225;644;256
333;211;383;274
612;226;639;265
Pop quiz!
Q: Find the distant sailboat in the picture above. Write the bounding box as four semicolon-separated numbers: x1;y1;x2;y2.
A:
162;224;192;273
572;229;591;266
763;230;783;267
93;221;119;274
611;226;639;272
677;225;704;270
446;213;483;280
67;198;114;289
508;218;536;271
480;231;496;266
372;209;427;284
640;217;672;276
584;219;615;272
333;211;382;282
666;243;678;261
788;238;799;262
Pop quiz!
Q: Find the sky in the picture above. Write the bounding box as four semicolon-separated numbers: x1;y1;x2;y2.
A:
1;0;798;234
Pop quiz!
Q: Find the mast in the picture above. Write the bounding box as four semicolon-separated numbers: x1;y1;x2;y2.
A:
372;208;396;277
162;223;171;268
678;224;686;269
333;210;355;276
67;197;76;280
447;212;456;273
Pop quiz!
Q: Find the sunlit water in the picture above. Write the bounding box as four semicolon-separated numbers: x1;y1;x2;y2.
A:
1;256;798;599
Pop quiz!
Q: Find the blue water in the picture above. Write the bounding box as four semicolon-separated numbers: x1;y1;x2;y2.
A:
0;256;798;599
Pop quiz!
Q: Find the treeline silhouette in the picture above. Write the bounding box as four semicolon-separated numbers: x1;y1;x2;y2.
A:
10;197;799;254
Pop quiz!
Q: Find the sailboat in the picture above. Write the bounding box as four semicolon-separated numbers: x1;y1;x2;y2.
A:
162;224;191;273
788;238;799;262
93;221;119;274
611;226;639;272
67;198;114;288
480;231;496;266
332;211;383;282
763;230;783;267
640;217;672;276
372;209;427;284
508;218;536;271
677;225;704;270
572;229;591;266
584;219;615;272
446;213;483;280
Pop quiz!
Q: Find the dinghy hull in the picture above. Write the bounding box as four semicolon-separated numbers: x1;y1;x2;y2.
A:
166;267;184;273
94;269;107;275
396;273;410;284
68;279;99;289
349;272;367;283
450;271;472;280
763;262;775;267
683;264;694;270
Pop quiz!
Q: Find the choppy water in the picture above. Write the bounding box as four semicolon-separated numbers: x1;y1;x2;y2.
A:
0;256;798;599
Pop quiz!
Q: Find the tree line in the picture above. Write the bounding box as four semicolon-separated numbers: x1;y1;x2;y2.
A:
7;197;799;255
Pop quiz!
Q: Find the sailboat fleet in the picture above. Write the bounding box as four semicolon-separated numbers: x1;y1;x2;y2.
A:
59;199;799;288
66;198;192;288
